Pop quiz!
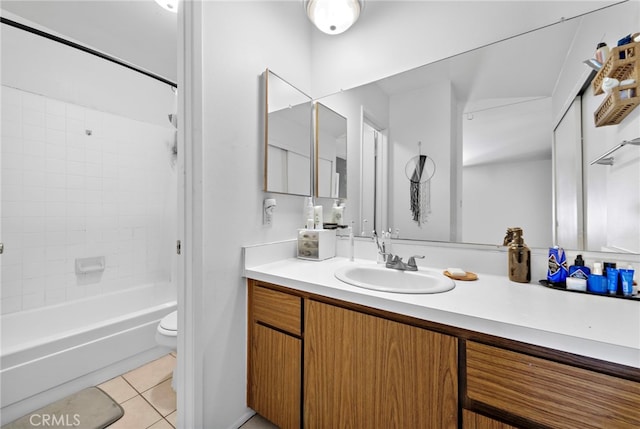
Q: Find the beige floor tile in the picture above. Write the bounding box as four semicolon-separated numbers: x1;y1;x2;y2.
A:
165;410;177;428
148;418;174;429
240;414;279;429
142;378;176;416
98;376;138;404
123;354;175;393
107;395;162;429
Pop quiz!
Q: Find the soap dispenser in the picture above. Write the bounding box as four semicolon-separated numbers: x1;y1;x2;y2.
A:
506;227;531;283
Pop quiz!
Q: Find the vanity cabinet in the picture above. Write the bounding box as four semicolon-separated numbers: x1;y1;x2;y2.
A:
247;283;302;429
247;279;640;429
464;341;640;429
304;299;458;428
247;281;458;428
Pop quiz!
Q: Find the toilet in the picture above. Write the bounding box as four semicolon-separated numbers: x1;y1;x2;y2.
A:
155;310;178;390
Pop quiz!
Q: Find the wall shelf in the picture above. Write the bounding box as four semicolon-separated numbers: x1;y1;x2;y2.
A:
592;41;639;127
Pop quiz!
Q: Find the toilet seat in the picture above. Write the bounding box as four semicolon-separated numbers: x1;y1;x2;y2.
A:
157;311;177;337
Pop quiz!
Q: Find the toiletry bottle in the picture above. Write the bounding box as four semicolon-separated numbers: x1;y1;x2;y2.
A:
619;266;635;296
595;42;609;64
507;227;531;283
603;262;620;294
331;200;343;225
303;197;314;228
568;255;590;280
547;246;568;285
587;262;607;294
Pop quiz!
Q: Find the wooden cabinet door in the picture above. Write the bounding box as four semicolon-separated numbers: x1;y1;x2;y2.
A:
466;341;640;429
462;410;518;429
250;323;301;429
304;300;457;429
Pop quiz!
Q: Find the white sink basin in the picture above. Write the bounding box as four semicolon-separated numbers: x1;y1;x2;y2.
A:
334;264;455;294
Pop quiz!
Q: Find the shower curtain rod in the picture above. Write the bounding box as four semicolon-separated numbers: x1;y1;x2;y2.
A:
1;16;177;89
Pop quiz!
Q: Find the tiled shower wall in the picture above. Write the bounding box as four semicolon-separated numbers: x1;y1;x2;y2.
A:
1;85;177;314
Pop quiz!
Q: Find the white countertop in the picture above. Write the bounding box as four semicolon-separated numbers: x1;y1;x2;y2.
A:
245;256;640;369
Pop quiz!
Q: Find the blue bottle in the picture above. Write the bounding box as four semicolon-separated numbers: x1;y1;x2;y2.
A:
568;255;591;280
547;247;568;285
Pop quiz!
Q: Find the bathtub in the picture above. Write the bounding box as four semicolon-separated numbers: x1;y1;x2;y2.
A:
0;284;177;425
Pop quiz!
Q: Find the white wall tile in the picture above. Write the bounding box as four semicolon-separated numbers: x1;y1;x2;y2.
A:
1;296;22;314
46;114;66;132
22;108;46;127
22;291;45;310
21;92;45;111
23;201;45;217
2;136;23;154
2;86;22;107
46;128;66;145
24;170;45;187
1;86;175;314
45;172;66;188
23;277;45;295
22;124;45;141
2;168;23;186
46;99;66;116
2;117;22;138
45;287;66;306
22;217;45;233
3;152;24;170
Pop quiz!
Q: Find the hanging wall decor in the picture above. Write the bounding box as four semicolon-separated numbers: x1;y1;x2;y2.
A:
404;141;436;226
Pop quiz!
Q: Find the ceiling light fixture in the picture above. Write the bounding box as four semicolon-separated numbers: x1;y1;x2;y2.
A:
154;0;178;13
305;0;362;35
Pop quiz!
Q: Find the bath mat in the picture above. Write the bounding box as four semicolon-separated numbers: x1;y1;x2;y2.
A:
2;387;123;429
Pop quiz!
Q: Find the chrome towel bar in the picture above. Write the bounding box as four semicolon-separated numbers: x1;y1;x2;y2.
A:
590;137;640;165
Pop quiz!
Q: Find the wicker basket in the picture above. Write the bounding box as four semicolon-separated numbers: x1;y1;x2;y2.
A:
592;41;639;126
594;87;640;127
592;42;638;96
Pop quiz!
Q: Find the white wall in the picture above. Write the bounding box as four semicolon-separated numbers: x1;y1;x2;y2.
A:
389;83;453;240
190;1;312;427
1;25;176;315
310;1;617;97
462;159;552;248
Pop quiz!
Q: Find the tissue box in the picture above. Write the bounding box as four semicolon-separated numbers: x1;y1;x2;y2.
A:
297;229;336;261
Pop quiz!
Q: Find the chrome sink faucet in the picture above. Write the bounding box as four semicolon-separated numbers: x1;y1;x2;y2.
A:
373;230;424;270
386;254;424;271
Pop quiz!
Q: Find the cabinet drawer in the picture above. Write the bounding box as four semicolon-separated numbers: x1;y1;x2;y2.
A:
466;341;640;429
252;285;302;336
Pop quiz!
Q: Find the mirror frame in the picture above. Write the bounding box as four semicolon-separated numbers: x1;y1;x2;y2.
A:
263;68;313;196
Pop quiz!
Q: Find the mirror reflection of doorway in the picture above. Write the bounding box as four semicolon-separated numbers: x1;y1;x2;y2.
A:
361;119;388;236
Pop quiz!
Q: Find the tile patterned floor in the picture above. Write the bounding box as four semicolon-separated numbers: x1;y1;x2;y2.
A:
100;352;177;429
98;352;277;429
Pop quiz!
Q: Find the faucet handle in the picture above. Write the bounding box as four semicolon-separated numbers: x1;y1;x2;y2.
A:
407;255;425;267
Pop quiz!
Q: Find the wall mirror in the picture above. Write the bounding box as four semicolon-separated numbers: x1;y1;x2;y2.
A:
316;1;639;254
264;69;313;196
315;102;347;199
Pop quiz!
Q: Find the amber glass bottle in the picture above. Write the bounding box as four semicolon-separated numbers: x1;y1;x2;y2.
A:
507;227;531;283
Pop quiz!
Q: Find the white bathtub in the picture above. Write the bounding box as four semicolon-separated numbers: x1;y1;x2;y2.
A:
0;284;177;425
